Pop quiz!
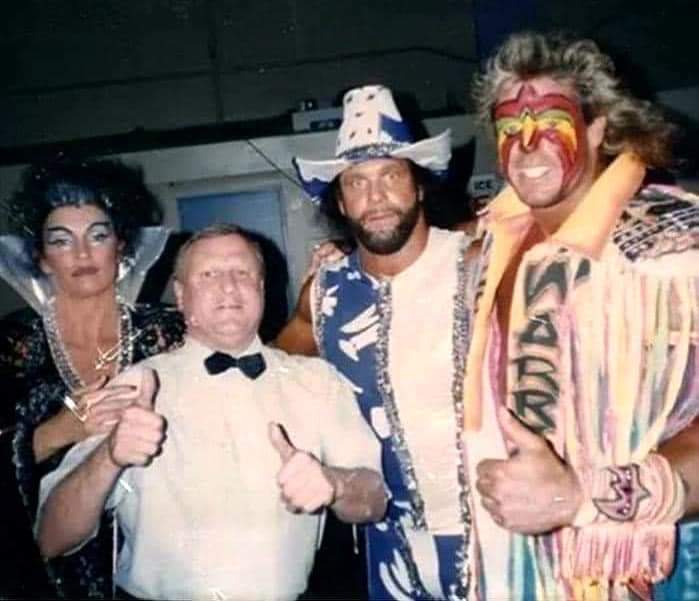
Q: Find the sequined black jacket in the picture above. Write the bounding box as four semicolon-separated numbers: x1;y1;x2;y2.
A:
0;304;185;599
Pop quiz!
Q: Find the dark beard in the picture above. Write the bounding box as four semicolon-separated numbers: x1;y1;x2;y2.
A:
348;201;421;255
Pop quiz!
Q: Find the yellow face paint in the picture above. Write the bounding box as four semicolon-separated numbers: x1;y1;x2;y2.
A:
495;108;578;156
493;83;587;187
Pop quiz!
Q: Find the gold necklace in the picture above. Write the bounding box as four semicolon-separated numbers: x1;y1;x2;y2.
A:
95;327;142;371
44;298;137;390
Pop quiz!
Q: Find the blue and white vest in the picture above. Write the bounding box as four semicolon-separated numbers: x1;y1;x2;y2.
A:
311;228;481;600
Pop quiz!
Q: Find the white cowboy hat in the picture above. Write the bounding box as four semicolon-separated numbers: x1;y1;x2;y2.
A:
293;85;451;203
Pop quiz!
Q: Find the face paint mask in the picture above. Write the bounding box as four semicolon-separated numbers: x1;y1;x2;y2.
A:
493;83;587;189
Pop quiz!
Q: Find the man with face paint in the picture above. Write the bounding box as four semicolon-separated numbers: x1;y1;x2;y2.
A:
461;31;699;600
493;81;593;209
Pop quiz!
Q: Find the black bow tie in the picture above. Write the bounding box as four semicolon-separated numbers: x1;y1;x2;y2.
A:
204;351;266;380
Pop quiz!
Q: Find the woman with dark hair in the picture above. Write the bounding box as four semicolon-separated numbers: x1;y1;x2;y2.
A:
0;158;185;599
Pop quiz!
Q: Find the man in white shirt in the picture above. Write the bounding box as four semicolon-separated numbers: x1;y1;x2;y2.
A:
36;223;386;601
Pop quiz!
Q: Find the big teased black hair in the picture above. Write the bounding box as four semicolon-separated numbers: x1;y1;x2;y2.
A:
5;157;163;260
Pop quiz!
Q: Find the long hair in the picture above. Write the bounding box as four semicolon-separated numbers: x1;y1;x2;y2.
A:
473;31;676;168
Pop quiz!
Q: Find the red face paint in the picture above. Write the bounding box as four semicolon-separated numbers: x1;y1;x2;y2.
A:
494;83;587;190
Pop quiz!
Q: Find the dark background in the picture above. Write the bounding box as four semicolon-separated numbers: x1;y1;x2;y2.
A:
1;0;697;165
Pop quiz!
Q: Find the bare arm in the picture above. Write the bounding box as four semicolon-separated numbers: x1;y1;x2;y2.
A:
324;465;387;523
38;367;164;557
659;418;699;517
37;438;122;558
33;408;85;463
274;278;318;356
33;380;139;463
33;377;112;463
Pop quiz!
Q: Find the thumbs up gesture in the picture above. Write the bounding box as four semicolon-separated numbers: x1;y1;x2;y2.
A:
106;366;166;468
269;422;337;514
475;406;582;534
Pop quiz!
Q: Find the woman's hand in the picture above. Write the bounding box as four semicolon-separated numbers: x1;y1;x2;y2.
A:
33;376;139;462
75;380;141;438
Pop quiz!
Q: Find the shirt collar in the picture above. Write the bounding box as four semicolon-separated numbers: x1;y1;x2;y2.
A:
182;334;264;366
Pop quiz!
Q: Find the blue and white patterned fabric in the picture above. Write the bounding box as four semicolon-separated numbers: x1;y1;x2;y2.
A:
656;519;699;601
311;228;481;600
293;85;451;204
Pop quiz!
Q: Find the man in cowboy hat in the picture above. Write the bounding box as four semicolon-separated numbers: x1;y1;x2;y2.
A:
277;85;477;600
282;65;699;600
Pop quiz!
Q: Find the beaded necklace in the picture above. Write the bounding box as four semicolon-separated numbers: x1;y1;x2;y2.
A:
43;296;135;391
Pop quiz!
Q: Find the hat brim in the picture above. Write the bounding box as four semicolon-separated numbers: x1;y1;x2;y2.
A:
293;129;451;203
